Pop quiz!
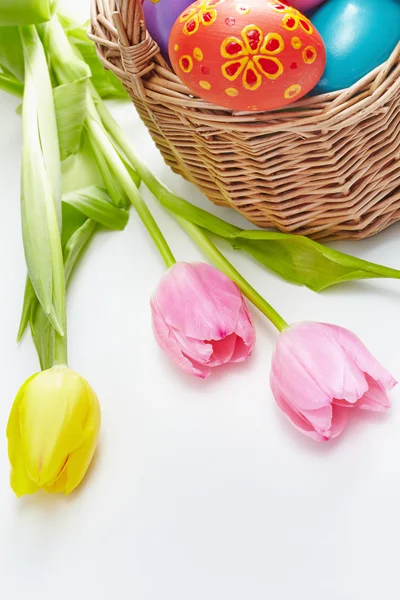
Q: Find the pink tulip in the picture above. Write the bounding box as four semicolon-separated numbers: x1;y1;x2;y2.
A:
271;322;397;441
151;262;256;378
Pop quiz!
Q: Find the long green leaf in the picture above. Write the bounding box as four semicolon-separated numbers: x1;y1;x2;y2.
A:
0;71;23;97
43;16;90;85
18;200;81;341
228;231;400;292
0;0;51;26
32;218;97;369
61;19;127;99
63;186;129;230
21;24;61;223
54;78;87;160
17;277;64;342
61;130;103;193
64;218;97;282
0;27;24;80
20;28;53;316
20;25;65;334
144;179;400;291
88;132;130;209
17;277;37;341
61;202;88;248
18;202;93;342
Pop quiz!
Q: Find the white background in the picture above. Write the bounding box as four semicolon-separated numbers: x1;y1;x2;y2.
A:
1;1;400;598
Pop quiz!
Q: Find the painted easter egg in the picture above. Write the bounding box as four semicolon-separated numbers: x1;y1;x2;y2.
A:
142;0;193;60
281;0;326;15
169;0;326;111
312;0;400;94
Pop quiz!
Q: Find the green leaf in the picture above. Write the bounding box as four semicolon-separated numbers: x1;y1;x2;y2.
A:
109;135;141;192
17;276;37;341
85;91;137;208
21;24;61;222
56;13;77;31
228;231;400;291
0;0;51;26
61;130;103;193
65;25;127;99
0;27;24;80
64;218;97;282
21;31;54;315
54;78;87;160
0;70;23;97
43;16;90;86
20;25;65;333
63;186;130;230
32;217;97;369
18;201;82;342
143;181;400;291
88;131;130;208
61;202;88;248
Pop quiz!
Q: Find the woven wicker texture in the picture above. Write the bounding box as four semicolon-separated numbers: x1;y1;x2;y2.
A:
89;0;400;240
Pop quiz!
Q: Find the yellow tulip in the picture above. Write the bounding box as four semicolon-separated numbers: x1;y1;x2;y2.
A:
7;365;101;497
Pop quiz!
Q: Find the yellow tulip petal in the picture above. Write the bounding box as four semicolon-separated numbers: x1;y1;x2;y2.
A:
10;450;40;497
42;462;69;494
63;381;101;495
7;374;40;497
19;366;89;486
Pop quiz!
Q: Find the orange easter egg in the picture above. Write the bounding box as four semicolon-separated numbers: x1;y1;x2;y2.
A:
169;0;326;111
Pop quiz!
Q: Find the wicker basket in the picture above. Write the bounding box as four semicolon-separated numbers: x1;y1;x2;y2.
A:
89;0;400;240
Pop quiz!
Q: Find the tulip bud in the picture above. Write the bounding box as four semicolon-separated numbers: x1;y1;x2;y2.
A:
151;262;256;378
7;365;101;496
271;322;397;441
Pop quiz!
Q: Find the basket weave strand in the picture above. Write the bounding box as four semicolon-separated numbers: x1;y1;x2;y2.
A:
89;0;400;240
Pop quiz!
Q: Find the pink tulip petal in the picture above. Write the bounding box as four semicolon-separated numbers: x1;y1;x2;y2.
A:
357;375;391;412
154;263;243;341
281;323;369;406
324;324;397;391
273;375;334;436
329;405;350;438
208;333;237;366
152;307;211;378
271;376;331;442
234;302;256;350
332;398;356;408
230;336;254;363
271;337;332;411
168;327;213;365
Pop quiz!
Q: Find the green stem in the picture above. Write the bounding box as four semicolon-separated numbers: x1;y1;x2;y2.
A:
95;95;239;238
177;217;288;332
86;111;176;269
53;331;67;365
94;93;287;330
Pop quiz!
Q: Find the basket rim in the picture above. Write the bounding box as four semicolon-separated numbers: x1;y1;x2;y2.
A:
89;0;400;133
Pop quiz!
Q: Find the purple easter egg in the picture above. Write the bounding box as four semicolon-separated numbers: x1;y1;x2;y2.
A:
142;0;193;60
286;0;326;12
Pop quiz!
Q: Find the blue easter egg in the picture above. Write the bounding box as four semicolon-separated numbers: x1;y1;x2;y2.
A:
312;0;400;93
